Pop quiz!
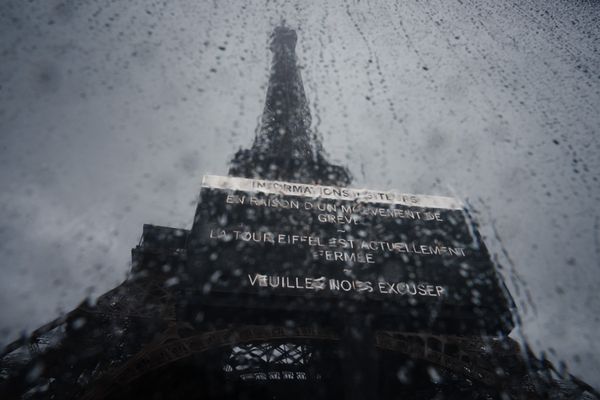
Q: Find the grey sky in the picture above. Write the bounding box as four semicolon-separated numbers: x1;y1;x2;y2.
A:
1;0;599;389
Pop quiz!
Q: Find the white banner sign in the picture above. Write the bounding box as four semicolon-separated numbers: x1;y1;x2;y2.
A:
202;175;463;210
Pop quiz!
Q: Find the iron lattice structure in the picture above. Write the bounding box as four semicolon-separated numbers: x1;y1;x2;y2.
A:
223;342;319;382
229;26;351;186
1;26;599;400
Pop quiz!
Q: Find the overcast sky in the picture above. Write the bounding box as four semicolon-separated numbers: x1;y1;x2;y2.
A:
1;0;599;389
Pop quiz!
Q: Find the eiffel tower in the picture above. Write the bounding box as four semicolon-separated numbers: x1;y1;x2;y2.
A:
1;26;597;400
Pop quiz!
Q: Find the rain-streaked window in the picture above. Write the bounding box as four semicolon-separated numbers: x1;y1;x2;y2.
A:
1;1;599;399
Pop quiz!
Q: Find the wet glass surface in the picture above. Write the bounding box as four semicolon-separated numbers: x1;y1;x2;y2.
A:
1;0;599;398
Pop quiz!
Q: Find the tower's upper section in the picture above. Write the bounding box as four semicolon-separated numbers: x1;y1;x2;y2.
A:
229;26;351;186
269;25;297;52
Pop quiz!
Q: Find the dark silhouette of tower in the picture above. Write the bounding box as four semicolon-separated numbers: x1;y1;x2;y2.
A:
230;26;351;186
1;26;598;400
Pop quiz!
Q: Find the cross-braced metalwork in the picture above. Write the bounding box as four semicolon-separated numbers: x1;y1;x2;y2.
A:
223;342;320;382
